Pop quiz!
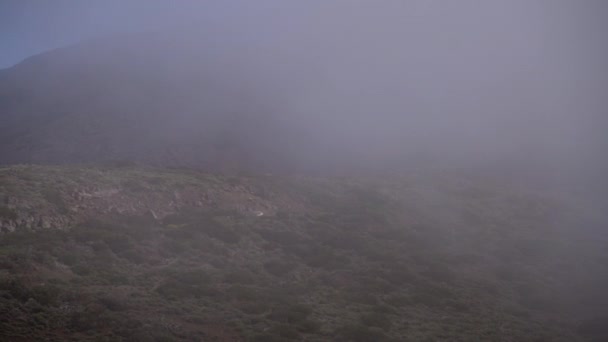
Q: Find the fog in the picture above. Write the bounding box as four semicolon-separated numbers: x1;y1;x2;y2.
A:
1;2;608;339
3;1;607;192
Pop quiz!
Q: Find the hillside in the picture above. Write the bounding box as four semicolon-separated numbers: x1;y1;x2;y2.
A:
0;165;606;341
0;33;307;172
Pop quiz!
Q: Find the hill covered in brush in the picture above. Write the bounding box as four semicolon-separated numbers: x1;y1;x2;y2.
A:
0;165;606;341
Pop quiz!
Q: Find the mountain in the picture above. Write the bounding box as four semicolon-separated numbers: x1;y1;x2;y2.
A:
1;30;607;342
2;32;604;186
0;33;307;173
0;165;607;341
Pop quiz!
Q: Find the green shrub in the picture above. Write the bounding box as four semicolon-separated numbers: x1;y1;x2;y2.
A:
27;284;61;306
119;249;146;264
224;270;255;285
172;269;211;285
257;229;303;247
320;231;367;251
156;278;217;300
373;266;416;286
57;252;79;266
422;262;455;284
371;304;396;314
226;285;257;301
160;239;189;256
296;319;321;334
302;247;349;270
342;291;379;306
69;312;96;332
121;179;147;192
250;333;289;342
99;295;128;311
446;300;470;312
0;206;17;220
0;278;30;301
360;312;392;329
41;188;68;214
383;294;410;308
238;302;270;315
269;324;300;339
104;235;134;254
264;260;295;277
334;324;390;342
188;220;240;244
71;263;93;276
267;303;313;324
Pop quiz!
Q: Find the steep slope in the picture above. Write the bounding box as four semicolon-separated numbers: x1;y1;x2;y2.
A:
0;165;606;341
0;33;304;172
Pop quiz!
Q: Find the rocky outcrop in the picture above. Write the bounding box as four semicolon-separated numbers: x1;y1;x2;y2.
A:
0;166;294;233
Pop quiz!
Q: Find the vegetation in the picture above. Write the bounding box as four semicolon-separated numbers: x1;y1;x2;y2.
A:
0;165;606;341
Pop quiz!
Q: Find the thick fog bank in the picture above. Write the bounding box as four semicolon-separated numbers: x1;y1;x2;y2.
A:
1;1;606;197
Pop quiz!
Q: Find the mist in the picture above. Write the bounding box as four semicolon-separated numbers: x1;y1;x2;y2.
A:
1;2;608;340
3;1;606;187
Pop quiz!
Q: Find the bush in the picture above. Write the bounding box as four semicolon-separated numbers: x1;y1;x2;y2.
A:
69;310;99;332
334;324;390;342
224;270;255;285
0;206;17;220
173;269;211;285
257;229;303;247
159;239;188;256
119;249;146;264
57;252;79;266
250;333;289;342
1;280;63;306
190;220;240;244
302;247;349;270
121;179;147;192
238;302;270;315
379;269;415;286
360;312;392;330
269;324;300;339
267;304;313;324
0;278;30;301
264;260;295;277
155;268;215;299
99;295;128;311
104;235;134;254
71;263;93;276
156;279;217;300
320;231;367;251
41;188;68;214
226;285;257;301
296;319;321;334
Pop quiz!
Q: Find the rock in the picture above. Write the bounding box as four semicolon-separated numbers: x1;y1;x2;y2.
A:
149;209;159;220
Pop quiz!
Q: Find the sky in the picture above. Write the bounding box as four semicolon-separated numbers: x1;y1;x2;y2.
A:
0;0;228;68
0;0;607;187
